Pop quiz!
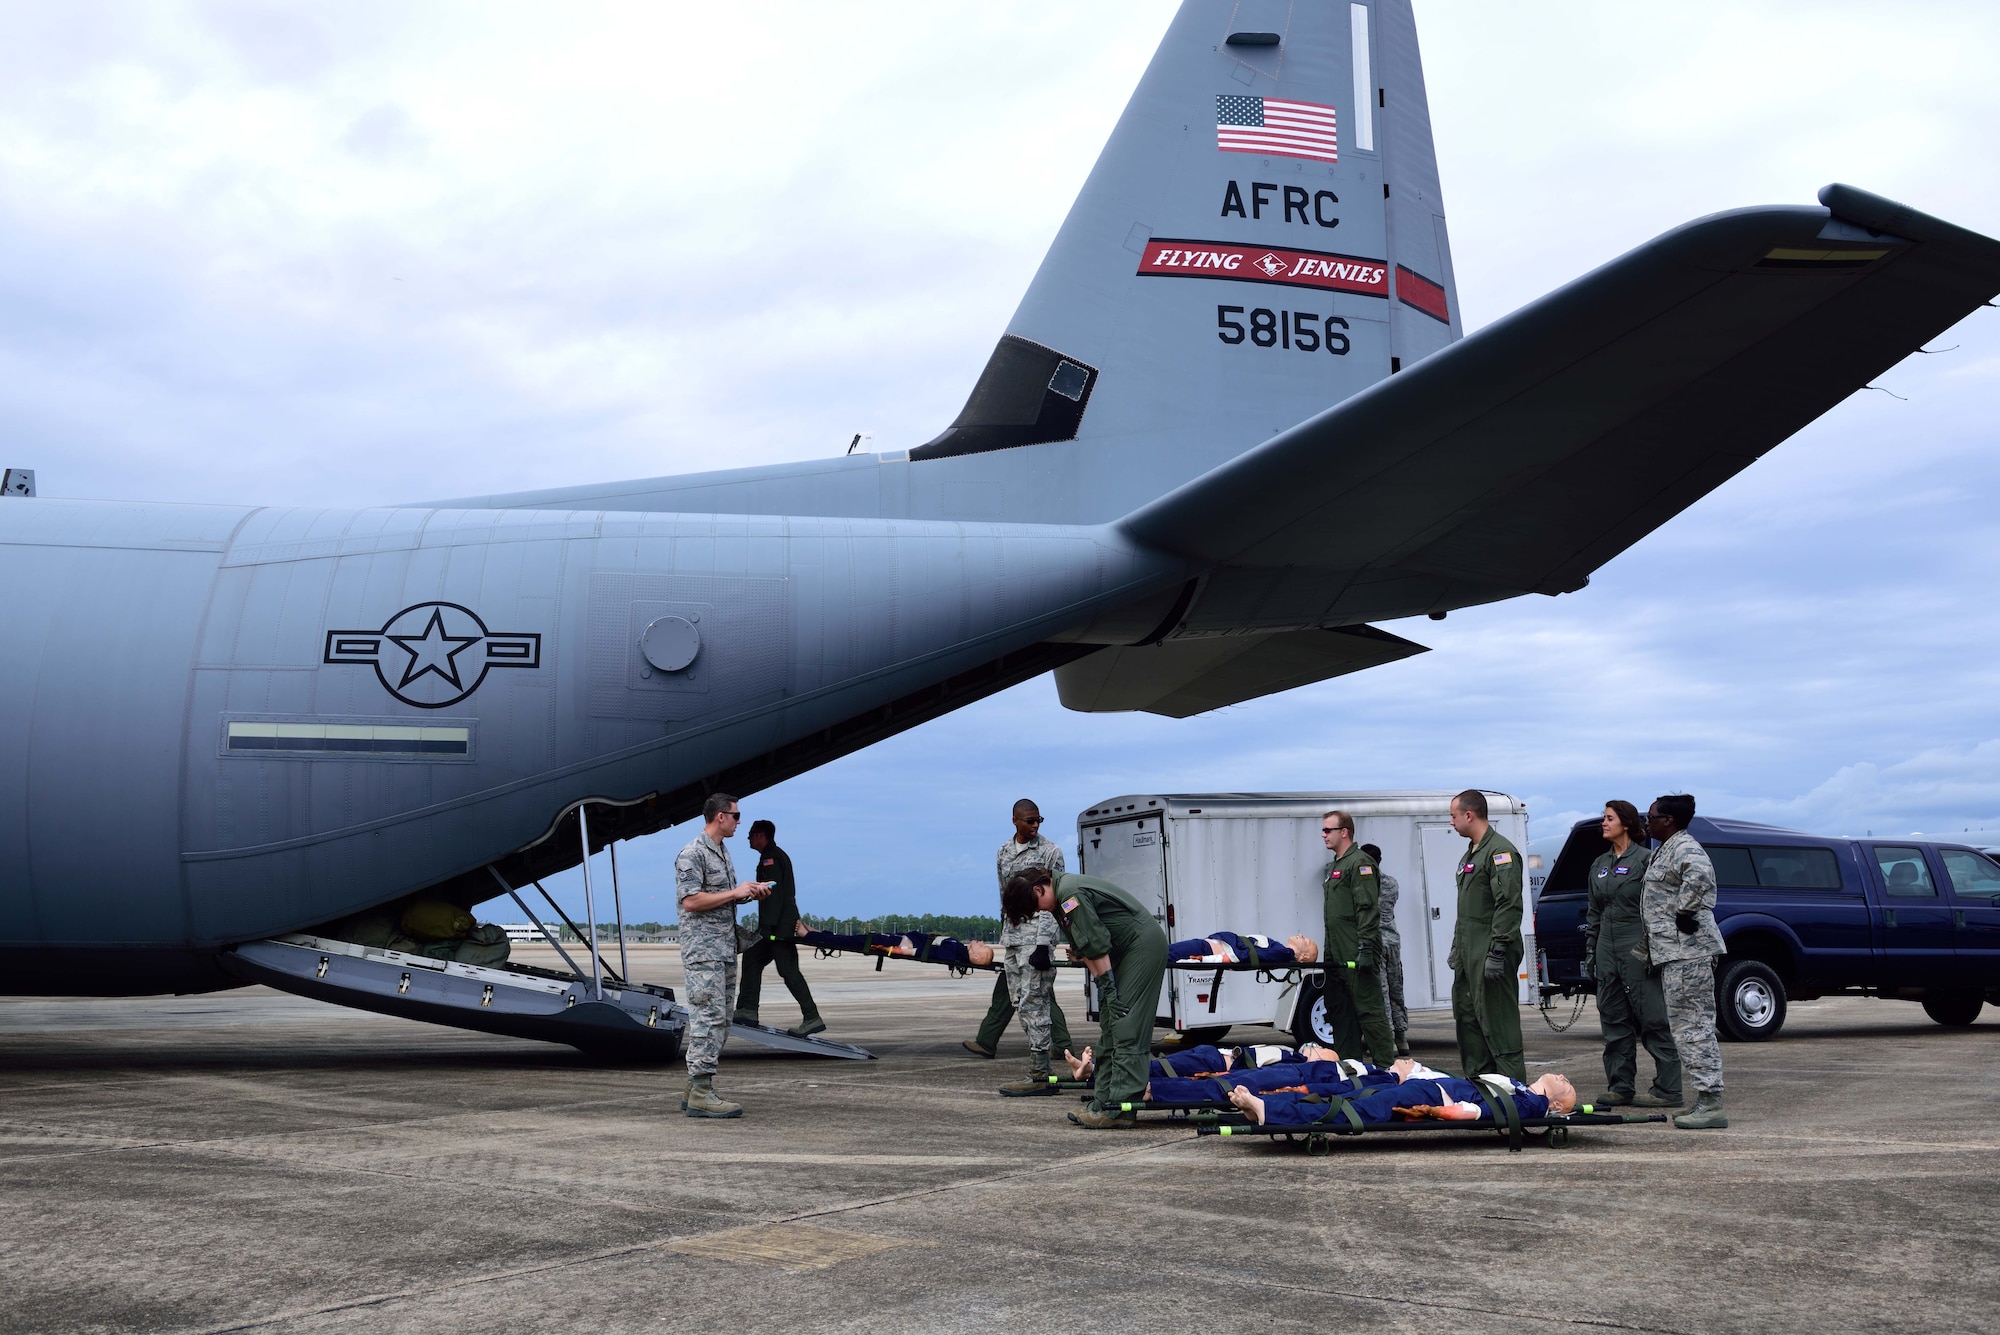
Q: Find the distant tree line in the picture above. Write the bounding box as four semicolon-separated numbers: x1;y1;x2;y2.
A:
554;922;669;940
550;915;1004;941
798;911;1003;940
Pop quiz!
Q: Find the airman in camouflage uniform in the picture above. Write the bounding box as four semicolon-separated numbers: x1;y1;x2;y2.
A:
1362;843;1411;1057
1642;795;1727;1129
676;793;767;1118
994;901;1064;1095
967;800;1073;1058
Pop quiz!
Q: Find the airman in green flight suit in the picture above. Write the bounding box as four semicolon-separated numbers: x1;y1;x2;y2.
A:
1318;810;1398;1066
1448;789;1527;1081
1012;867;1168;1130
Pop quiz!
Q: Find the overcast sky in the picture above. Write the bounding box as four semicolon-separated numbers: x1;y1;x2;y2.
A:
5;2;1998;924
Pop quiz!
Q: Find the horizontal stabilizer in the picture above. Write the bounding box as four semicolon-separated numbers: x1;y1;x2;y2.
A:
1119;184;2000;598
1055;623;1426;717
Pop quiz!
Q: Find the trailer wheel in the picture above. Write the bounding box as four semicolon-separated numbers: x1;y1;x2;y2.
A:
1715;959;1786;1042
1290;977;1340;1048
1921;990;1984;1026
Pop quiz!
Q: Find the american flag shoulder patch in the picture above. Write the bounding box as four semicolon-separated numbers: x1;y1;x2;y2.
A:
1061;897;1080;914
1493;852;1513;865
1359;866;1374;875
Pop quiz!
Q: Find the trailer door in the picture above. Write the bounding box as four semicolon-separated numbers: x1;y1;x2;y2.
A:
1079;816;1171;1020
1417;824;1466;1000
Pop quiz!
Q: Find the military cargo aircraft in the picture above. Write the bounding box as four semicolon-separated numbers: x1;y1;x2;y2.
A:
4;0;1998;1048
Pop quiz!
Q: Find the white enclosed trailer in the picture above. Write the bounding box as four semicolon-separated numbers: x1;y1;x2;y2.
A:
1074;792;1533;1044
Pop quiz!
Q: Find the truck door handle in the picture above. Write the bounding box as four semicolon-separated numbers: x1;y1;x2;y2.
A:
1431;907;1441;920
1956;909;1967;928
1885;909;1897;928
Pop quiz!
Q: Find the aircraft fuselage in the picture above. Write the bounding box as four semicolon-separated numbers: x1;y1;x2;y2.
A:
0;497;1176;991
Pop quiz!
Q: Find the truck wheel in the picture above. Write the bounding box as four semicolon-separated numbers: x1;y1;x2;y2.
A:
1921;990;1984;1026
1715;959;1786;1042
1290;977;1340;1048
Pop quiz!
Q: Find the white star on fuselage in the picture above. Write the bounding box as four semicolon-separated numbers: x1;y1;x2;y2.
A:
389;609;480;690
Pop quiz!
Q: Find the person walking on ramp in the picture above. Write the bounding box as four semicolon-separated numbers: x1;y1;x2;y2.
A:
732;819;825;1038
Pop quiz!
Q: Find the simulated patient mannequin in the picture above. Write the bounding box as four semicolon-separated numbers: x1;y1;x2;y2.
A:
800;929;990;967
1063;1041;1339;1083
1227;1069;1580;1126
1140;1051;1464;1105
1168;932;1321;966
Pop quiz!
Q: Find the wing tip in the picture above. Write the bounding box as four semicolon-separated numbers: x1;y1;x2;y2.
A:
1818;183;2000;271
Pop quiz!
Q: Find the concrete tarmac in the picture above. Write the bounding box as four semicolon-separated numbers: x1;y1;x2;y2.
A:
4;950;1997;1334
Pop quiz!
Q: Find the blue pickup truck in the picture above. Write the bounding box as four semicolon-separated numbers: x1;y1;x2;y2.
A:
1534;815;2000;1040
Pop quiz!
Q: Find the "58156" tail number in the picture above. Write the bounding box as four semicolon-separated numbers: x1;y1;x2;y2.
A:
1217;305;1350;354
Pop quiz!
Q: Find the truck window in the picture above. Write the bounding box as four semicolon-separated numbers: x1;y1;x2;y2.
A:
1749;846;1843;890
1544;828;1607;895
1874;846;1937;898
1708;846;1756;886
1940;849;2000;900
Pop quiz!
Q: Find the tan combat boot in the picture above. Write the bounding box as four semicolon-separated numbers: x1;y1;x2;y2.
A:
683;1074;744;1119
998;1063;1059;1097
1673;1090;1727;1129
1069;1104;1139;1129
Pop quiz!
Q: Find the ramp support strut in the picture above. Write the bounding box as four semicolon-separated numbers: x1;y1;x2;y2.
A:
608;837;632;985
577;804;604;1000
485;865;590;984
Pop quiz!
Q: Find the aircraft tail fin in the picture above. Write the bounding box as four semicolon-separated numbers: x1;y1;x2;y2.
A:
916;0;1459;505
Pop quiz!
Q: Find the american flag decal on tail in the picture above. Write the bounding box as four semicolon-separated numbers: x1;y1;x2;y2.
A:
1216;95;1338;163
